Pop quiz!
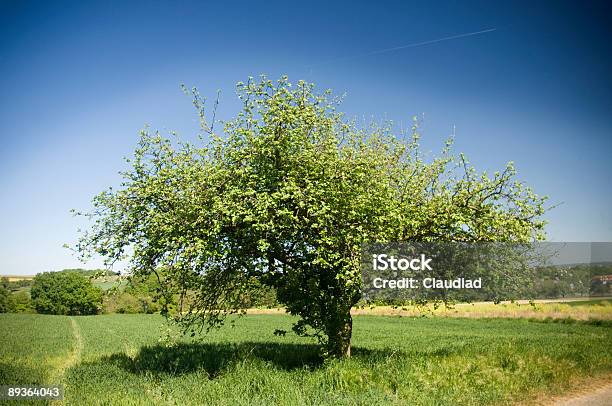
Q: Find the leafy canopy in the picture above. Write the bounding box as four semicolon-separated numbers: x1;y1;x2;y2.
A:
76;76;546;355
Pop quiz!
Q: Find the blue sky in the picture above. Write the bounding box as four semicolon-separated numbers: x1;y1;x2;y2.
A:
1;0;610;275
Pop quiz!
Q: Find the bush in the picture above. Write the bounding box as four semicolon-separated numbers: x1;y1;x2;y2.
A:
238;278;279;308
30;271;103;315
10;291;33;313
103;292;159;314
0;286;12;313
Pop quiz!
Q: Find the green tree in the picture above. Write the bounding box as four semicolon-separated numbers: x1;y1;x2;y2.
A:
76;76;546;357
30;271;103;315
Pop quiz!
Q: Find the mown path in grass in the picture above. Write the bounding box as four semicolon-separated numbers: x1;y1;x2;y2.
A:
1;313;611;405
48;317;82;386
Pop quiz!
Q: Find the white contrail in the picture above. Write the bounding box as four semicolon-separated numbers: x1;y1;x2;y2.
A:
308;28;497;68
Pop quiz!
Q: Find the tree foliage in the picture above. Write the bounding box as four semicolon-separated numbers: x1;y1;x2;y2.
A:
31;271;103;315
76;76;547;357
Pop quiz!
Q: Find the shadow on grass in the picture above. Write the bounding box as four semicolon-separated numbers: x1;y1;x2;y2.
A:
104;342;323;377
94;342;395;378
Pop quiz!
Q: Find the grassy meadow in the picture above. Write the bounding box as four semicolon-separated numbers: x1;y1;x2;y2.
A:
1;311;611;405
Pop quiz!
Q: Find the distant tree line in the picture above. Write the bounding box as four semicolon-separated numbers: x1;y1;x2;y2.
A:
0;269;279;315
1;263;609;315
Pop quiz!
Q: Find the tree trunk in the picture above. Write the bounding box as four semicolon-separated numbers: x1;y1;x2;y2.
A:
327;315;352;358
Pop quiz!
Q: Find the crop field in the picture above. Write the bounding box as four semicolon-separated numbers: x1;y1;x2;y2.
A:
0;313;611;405
349;298;612;320
247;298;612;321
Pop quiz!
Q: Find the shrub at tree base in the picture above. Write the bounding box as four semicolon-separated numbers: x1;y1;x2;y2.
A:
31;272;103;315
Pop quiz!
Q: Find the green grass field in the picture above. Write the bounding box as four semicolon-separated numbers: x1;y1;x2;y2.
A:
1;313;611;405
